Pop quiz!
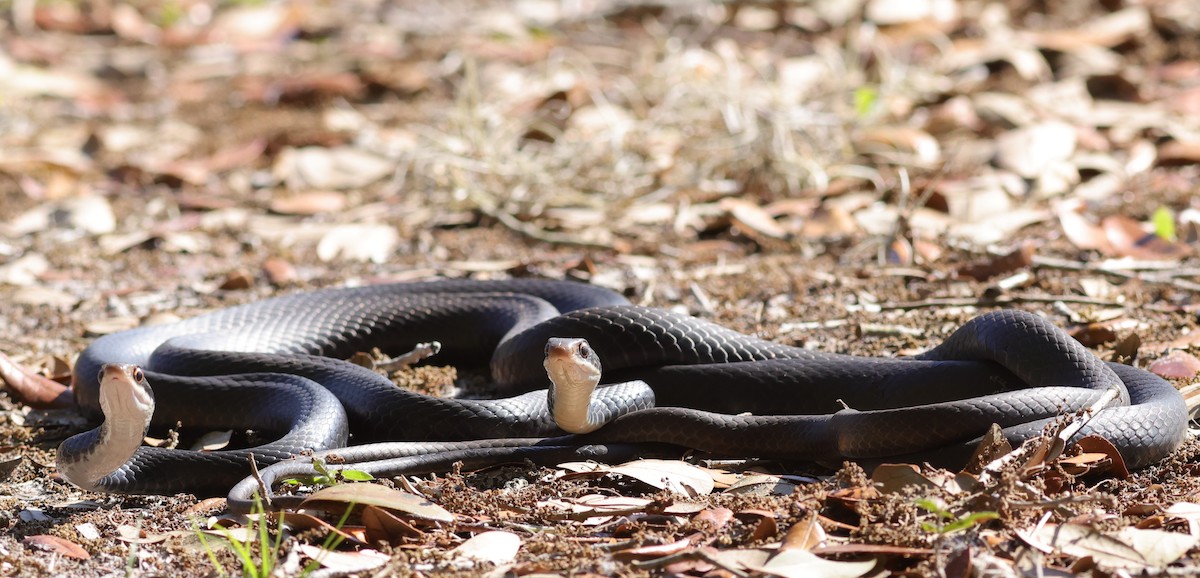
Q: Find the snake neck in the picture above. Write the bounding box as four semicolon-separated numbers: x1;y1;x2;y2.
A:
57;417;147;492
550;380;602;434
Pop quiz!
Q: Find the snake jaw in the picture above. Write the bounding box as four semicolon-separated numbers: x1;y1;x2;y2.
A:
544;338;604;434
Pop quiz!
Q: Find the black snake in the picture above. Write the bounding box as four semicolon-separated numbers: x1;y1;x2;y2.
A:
57;280;1188;506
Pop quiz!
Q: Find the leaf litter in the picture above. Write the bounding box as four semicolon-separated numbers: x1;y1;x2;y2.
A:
2;0;1200;576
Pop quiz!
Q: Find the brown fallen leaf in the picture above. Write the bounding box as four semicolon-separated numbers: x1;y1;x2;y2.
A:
23;535;90;560
781;512;826;551
1102;215;1190;260
956;243;1035;281
1061;435;1126;478
1069;322;1118;348
362;505;424;545
735;509;779;542
693;507;733;532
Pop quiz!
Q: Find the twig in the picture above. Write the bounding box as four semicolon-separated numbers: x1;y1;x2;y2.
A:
247;453;272;510
1033;255;1200;292
631;549;751;578
878;294;1126;311
469;189;616;250
1007;494;1114;509
377;341;442;372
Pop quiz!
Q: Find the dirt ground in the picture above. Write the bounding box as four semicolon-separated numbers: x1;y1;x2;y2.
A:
2;0;1200;576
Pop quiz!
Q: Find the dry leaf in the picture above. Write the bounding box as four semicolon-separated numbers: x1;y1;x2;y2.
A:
451;531;522;565
300;483;454;524
23;535;90;560
995;122;1077;179
604;459;716;497
1028;523;1196;570
781;513;826;551
745;549;876;578
298;545;388;573
956;243;1035;281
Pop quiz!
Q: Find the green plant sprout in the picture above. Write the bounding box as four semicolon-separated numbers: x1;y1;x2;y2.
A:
280;456;375;488
915;498;999;535
194;494;287;578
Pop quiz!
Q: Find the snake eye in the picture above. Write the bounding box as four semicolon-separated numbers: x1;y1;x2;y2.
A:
577;343;592;358
97;369;105;384
131;367;145;383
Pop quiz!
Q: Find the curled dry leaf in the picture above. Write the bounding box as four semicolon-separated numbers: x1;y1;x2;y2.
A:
115;524;171;545
0;455;24;483
1061;435;1126;478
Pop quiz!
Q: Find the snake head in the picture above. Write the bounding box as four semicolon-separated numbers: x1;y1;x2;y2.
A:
97;363;155;426
544;338;603;386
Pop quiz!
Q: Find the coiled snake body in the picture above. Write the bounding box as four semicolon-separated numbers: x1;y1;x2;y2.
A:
59;280;1188;501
